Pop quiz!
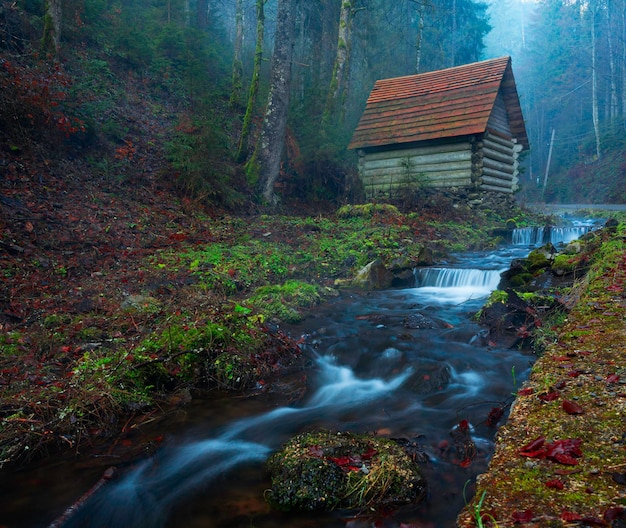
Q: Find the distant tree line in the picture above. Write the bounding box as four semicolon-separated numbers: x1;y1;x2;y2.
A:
498;0;626;201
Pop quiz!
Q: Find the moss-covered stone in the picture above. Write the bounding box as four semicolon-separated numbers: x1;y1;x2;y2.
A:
551;254;577;275
527;247;553;270
265;430;426;512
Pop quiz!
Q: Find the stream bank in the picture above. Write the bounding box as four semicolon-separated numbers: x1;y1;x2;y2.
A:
457;221;626;527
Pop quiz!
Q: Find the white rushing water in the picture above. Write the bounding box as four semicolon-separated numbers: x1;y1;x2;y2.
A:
511;225;593;246
62;355;415;528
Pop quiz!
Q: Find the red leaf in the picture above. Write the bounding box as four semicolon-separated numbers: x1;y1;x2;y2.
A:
486;406;505;427
512;509;534;523
517;387;534;396
562;399;585;415
329;456;352;467
561;511;582;521
607;373;620;384
545;438;582;465
539;391;560;402
361;447;378;460
545;479;564;489
555;468;580;475
519;436;546;458
459;458;472;468
519;437;582;464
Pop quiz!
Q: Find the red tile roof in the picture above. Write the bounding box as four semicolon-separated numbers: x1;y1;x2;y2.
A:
348;56;528;150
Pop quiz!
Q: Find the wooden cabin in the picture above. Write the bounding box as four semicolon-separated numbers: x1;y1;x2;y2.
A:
348;56;528;199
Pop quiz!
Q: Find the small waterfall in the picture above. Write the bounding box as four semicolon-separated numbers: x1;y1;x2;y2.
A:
512;226;546;246
512;226;592;247
415;267;503;290
548;226;592;245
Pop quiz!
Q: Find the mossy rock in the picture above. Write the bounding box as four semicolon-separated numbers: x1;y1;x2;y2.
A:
518;292;562;313
336;203;400;219
526;248;551;270
265;430;426;512
509;272;534;288
551;254;582;276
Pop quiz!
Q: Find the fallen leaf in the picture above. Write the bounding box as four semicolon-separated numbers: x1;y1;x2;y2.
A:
511;509;534;523
562;399;584;415
486;406;505;427
561;511;582;522
545;479;565;489
539;391;560;402
519;436;582;465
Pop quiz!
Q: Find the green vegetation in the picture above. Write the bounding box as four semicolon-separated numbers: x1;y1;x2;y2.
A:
246;280;323;323
266;430;426;512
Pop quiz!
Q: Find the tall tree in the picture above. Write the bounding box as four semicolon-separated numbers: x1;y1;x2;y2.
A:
322;1;360;128
591;1;601;159
247;0;297;205
42;0;62;56
230;0;245;109
237;0;266;163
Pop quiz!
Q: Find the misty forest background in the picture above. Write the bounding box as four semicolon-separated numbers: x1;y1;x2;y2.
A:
1;0;626;208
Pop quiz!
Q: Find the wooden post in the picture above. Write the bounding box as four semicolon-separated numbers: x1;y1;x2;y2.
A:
542;128;555;198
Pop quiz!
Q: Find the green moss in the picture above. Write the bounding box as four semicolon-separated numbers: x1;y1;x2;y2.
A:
336;203;400;218
527;249;551;270
266;431;426;512
552;254;578;274
247;280;322;323
484;289;508;308
509;272;534;287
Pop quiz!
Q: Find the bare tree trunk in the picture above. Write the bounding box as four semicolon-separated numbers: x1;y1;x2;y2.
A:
620;0;626;119
606;0;619;120
237;0;265;163
450;0;457;66
415;2;425;73
43;0;62;56
323;0;355;128
230;0;244;109
591;4;601;159
248;0;296;205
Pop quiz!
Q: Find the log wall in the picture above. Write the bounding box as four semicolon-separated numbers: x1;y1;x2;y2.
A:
357;106;523;199
472;131;522;194
358;142;474;198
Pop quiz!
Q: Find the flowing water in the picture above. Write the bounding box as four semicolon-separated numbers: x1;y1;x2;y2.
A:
510;220;596;247
0;224;597;528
